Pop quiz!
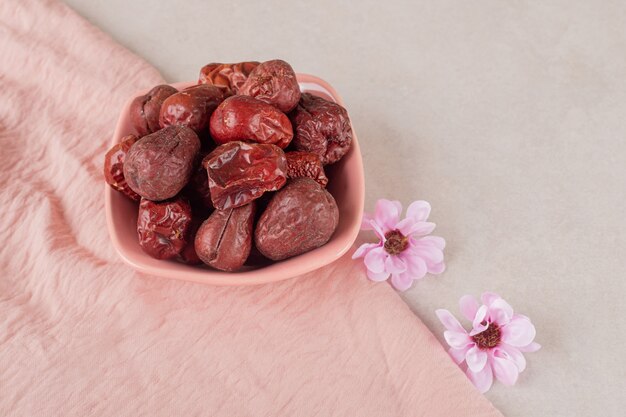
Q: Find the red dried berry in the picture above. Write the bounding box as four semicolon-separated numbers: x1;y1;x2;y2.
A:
205;141;287;210
194;202;256;271
239;59;301;113
124;125;201;201
210;95;293;149
290;93;353;165
198;61;260;93
285;151;328;187
159;84;228;134
103;134;141;201
137;197;192;260
129;85;178;136
255;178;339;261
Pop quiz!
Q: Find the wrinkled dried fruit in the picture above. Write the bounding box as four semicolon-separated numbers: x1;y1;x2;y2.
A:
205;141;287;210
255;178;339;261
159;85;228;133
137;197;192;260
239;59;301;113
195;202;256;271
103;134;141;201
290;92;353;165
198;61;259;93
285;151;328;187
124;125;200;201
210;95;293;148
129;85;178;136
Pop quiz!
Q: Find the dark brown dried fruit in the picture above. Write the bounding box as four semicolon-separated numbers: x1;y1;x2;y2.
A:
255;178;339;261
159;84;228;134
124;125;200;201
285;151;328;187
137;197;192;260
129;85;178;136
239;59;301;113
198;61;259;93
290;92;353;165
205;141;287;210
210;95;293;148
103;134;141;201
194;202;256;271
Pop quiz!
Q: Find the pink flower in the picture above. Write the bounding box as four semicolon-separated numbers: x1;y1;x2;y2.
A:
436;292;541;393
352;199;446;291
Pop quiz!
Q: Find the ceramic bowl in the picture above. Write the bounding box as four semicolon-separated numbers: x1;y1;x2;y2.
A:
105;74;364;285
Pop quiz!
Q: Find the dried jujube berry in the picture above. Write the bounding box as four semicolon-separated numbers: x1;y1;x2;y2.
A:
255;178;339;261
198;61;259;93
159;84;228;134
290;92;353;165
285;151;328;187
124;125;200;201
129;85;178;136
103;134;141;201
194;202;256;271
205;141;287;210
137;197;192;260
210;95;293;149
239;59;301;113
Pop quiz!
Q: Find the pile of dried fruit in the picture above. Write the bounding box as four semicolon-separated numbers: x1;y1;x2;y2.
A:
104;59;353;271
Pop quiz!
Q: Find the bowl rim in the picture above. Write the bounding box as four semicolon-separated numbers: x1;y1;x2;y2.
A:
105;73;364;286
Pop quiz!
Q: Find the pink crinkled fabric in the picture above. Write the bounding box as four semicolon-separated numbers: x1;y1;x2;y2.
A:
0;1;502;416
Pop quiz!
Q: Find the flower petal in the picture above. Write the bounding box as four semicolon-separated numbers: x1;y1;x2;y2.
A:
406;200;431;222
420;235;446;250
466;346;488;373
404;255;427;280
385;255;407;274
481;292;501;307
395;217;417;236
368;219;386;240
364;247;387;274
498;345;526;372
444;331;472;349
374;199;402;231
405;221;436;237
470;305;489;334
352;242;380;259
460;295;480;321
518;342;541;353
410;240;444;264
492;354;519;386
390;273;413;291
436;309;466;333
501;317;536;347
466;363;493;393
366;269;390;282
488;298;514;325
449;346;471;364
427;261;446;275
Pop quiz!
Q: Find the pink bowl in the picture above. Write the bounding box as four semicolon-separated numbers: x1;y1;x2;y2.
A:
105;74;364;285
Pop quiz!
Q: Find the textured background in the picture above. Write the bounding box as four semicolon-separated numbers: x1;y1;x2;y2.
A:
62;1;626;415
